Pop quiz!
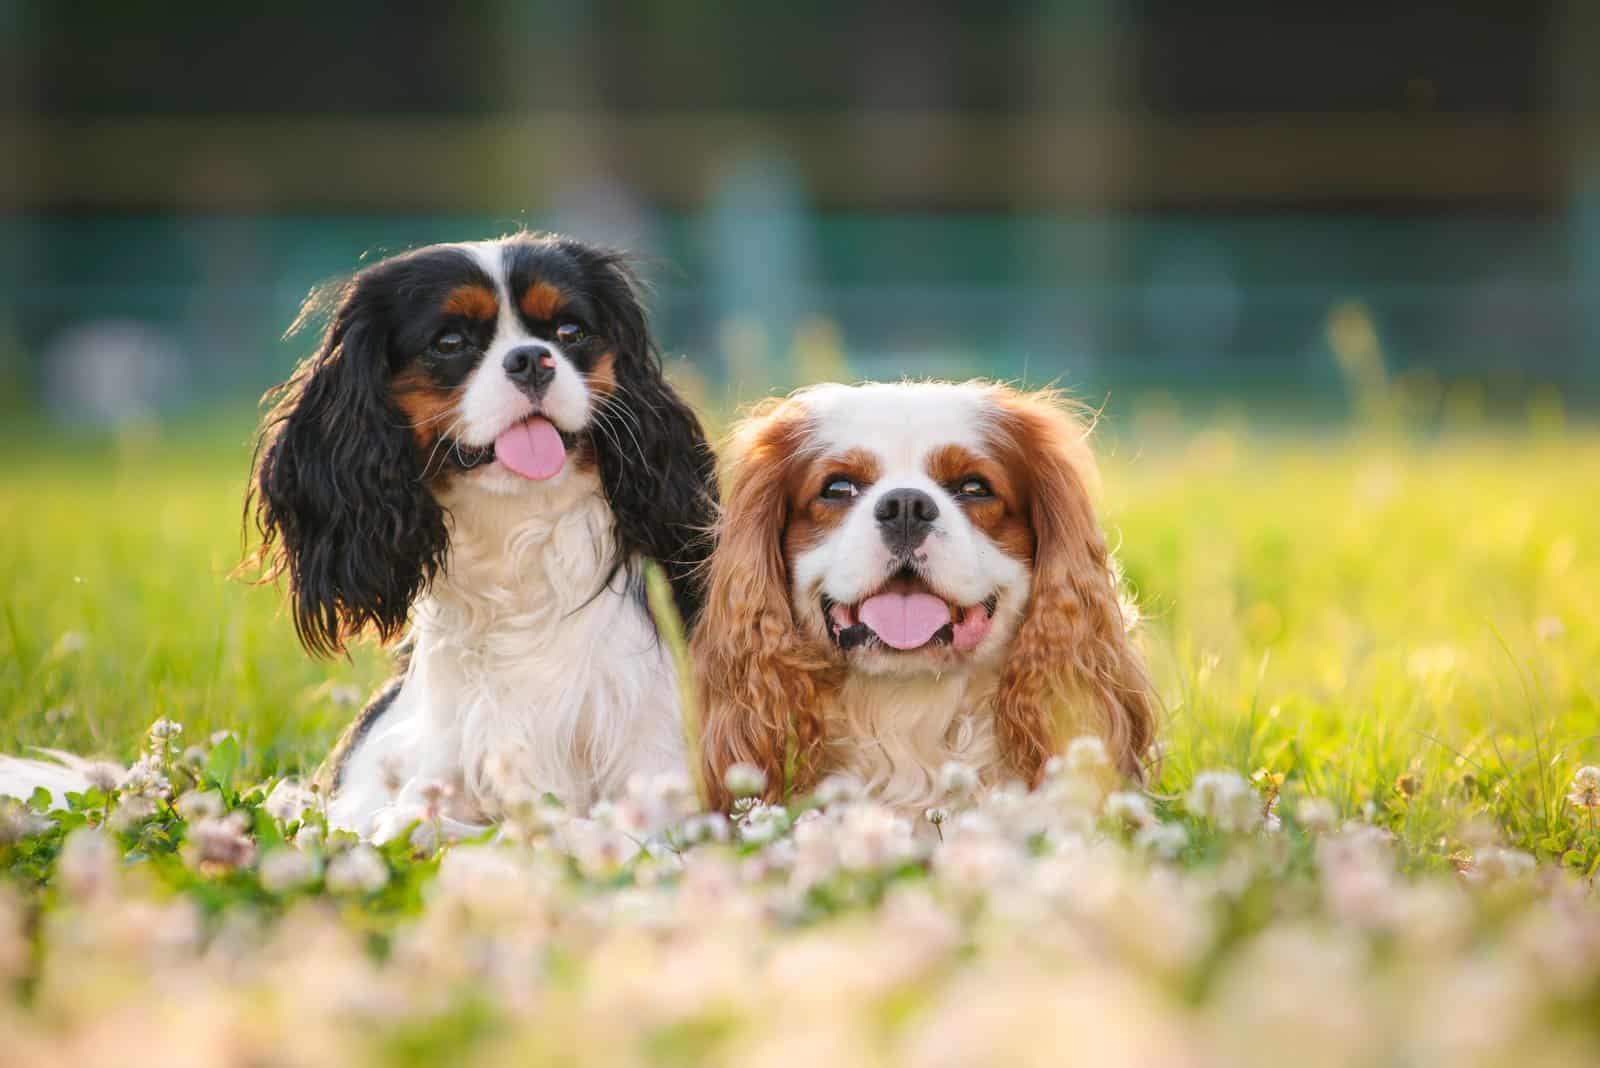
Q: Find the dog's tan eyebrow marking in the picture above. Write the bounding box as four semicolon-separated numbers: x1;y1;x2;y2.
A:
926;443;988;486
441;284;498;321
519;281;565;321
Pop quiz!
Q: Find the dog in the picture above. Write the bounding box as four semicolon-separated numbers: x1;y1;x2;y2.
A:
3;234;718;839
694;380;1155;812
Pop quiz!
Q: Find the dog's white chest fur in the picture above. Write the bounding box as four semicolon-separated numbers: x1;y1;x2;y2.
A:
328;469;686;838
824;671;1004;812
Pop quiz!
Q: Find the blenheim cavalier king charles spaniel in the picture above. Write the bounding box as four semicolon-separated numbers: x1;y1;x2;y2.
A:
695;381;1155;812
250;234;717;838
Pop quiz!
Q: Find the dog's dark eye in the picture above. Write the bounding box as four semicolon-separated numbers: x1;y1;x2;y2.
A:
955;477;993;499
434;330;467;356
820;477;859;501
555;322;587;345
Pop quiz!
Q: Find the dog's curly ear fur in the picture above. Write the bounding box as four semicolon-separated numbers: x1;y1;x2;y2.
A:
985;388;1157;784
692;400;838;809
246;271;447;658
574;243;718;627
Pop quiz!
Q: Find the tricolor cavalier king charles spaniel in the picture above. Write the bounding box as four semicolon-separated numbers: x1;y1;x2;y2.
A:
250;234;717;838
695;381;1155;812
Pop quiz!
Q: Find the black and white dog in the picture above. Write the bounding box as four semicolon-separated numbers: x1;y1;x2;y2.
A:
3;234;718;840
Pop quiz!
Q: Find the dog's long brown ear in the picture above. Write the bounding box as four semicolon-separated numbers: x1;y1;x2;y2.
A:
986;388;1156;785
693;399;836;809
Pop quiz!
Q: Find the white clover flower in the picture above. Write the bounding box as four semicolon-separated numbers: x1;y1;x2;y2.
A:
813;774;864;808
1567;766;1600;811
835;803;918;872
933;827;1025;892
562;818;642;878
724;762;768;800
182;813;257;872
259;848;319;893
788;810;841;888
1064;735;1111;773
1186;770;1263;833
83;761;123;794
924;807;950;827
680;812;731;845
264;778;315;825
611;770;698;838
737;802;789;844
148;717;183;741
653;774;700;825
1466;846;1536;885
502;792;568;843
939;760;980;799
1315;826;1403;928
1134;821;1189;860
325;844;389;894
57;827;117;898
1104;790;1154;828
1296;796;1340;833
0;799;51;846
603;798;654;837
174;789;224;823
120;753;172;800
106;796;155;835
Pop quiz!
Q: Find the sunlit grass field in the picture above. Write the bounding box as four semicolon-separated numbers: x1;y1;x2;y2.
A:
3;407;1599;1066
4;417;1595;866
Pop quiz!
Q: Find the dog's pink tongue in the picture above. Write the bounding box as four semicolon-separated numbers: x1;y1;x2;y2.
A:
494;416;566;481
858;592;951;650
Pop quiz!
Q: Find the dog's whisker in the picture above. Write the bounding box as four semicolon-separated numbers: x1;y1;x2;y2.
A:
417;414;467;483
590;404;647;468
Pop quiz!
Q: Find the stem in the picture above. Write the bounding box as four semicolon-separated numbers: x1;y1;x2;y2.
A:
643;560;707;811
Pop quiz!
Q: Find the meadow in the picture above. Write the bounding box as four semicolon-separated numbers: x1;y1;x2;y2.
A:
2;398;1598;1066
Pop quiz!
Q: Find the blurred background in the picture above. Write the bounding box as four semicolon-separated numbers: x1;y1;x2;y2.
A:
2;1;1597;429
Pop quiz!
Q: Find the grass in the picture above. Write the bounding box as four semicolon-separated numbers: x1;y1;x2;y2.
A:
0;422;385;776
4;415;1595;868
4;405;1600;1065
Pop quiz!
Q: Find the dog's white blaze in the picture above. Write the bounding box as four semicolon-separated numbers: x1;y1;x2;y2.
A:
452;241;593;447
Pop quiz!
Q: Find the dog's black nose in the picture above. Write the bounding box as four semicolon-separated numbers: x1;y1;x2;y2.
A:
503;345;556;394
875;488;939;553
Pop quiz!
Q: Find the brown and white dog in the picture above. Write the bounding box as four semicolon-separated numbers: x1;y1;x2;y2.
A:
694;381;1155;812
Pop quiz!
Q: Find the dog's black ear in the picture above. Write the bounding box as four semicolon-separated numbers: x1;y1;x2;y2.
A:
582;249;719;628
247;270;447;657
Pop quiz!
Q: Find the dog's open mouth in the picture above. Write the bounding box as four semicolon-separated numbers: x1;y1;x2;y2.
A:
443;421;580;475
823;573;998;654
